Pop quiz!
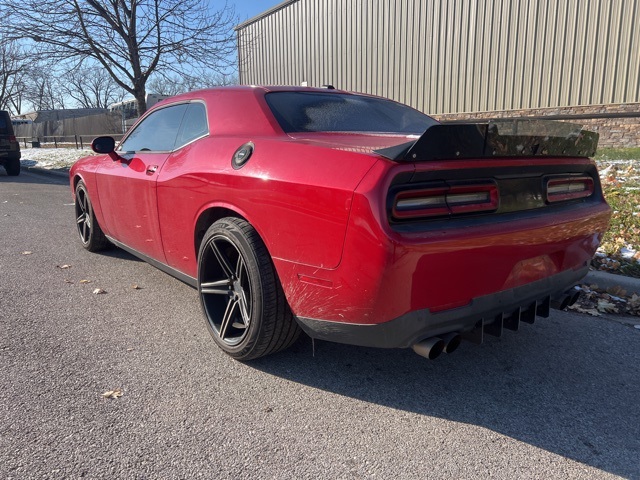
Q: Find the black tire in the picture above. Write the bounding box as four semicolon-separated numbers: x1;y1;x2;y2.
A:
198;217;300;360
5;157;20;176
74;180;110;252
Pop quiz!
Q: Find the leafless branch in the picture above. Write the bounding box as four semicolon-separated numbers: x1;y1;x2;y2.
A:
0;0;238;115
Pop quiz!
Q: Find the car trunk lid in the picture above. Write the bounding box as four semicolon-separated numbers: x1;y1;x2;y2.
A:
286;131;421;155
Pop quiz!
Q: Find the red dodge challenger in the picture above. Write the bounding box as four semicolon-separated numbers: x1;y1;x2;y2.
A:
70;86;611;360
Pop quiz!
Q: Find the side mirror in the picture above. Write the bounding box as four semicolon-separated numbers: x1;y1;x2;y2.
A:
91;136;116;154
91;136;123;162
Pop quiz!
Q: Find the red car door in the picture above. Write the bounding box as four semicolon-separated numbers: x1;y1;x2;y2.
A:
96;103;189;263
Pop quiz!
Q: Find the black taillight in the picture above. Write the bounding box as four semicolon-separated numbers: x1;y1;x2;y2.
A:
546;176;594;203
392;182;499;220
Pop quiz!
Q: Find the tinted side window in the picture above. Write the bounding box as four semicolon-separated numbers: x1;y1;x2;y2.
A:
120;104;188;152
175;103;208;148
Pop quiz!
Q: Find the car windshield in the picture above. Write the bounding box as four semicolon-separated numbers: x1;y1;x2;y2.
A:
265;91;437;134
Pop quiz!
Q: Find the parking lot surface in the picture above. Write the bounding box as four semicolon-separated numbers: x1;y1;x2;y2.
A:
1;171;639;479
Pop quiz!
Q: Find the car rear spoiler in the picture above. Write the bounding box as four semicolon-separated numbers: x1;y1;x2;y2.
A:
374;120;599;162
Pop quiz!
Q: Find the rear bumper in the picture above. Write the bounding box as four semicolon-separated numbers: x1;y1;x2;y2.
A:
295;265;588;348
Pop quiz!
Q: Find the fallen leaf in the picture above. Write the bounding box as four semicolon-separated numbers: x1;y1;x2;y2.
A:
64;279;73;284
606;285;627;297
57;264;72;269
596;299;618;313
79;279;91;284
101;389;123;399
21;251;33;255
92;288;106;295
131;284;142;290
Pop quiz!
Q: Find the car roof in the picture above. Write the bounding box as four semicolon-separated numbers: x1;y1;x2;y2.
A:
165;85;352;101
140;86;368;137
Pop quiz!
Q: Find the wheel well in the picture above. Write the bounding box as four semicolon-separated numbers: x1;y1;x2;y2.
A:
194;207;246;256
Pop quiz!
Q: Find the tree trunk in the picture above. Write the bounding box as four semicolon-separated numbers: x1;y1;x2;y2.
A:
134;88;147;117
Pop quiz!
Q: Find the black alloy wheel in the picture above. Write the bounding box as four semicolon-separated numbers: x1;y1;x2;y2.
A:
200;233;252;346
198;218;300;360
74;181;109;252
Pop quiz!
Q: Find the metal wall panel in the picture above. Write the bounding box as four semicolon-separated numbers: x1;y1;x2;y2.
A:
236;0;640;114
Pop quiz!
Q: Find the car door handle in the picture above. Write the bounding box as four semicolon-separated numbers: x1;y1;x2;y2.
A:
146;165;158;175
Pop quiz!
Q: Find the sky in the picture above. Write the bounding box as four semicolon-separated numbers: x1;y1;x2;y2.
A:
233;0;283;25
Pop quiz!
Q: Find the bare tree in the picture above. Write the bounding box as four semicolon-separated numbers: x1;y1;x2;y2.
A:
200;72;239;87
60;67;127;109
147;71;238;96
0;0;238;116
147;75;187;97
0;37;31;114
25;72;67;111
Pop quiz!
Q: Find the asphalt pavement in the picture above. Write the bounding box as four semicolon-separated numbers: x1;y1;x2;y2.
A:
1;169;639;479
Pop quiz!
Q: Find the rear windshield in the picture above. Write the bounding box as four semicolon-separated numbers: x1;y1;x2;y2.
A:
265;92;437;134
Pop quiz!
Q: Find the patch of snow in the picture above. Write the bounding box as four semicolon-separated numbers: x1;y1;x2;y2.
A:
620;247;637;259
19;148;97;170
609;295;627;303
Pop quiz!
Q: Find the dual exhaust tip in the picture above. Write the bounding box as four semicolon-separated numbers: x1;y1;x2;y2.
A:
412;332;461;360
413;287;582;360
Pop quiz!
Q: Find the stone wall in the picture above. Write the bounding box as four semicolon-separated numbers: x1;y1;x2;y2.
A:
433;104;640;149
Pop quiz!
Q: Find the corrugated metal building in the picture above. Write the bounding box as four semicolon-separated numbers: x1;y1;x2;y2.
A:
236;0;640;147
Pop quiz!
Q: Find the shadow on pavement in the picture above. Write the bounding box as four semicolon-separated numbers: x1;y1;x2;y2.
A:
99;247;144;263
250;314;639;477
0;167;69;185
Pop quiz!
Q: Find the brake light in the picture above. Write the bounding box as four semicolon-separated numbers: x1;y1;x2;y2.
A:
9;135;16;142
393;182;499;219
546;176;594;202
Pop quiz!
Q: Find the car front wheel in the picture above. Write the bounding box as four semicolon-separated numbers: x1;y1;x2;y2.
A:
74;180;110;252
198;217;300;360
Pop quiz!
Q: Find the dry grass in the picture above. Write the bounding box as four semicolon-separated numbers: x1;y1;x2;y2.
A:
593;148;640;277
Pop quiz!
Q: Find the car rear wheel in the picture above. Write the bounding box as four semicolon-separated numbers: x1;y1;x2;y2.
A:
198;217;300;360
5;157;20;176
75;180;110;252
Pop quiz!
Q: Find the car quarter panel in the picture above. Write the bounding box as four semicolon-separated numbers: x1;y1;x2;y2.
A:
274;158;611;326
155;136;379;277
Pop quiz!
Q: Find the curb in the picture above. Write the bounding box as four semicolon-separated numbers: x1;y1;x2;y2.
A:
583;270;640;294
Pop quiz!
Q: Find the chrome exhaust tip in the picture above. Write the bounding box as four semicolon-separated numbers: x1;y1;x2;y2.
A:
551;294;571;310
412;337;445;360
551;286;581;310
568;289;581;306
441;332;462;354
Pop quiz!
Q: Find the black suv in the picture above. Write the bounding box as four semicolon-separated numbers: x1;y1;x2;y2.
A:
0;110;21;176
